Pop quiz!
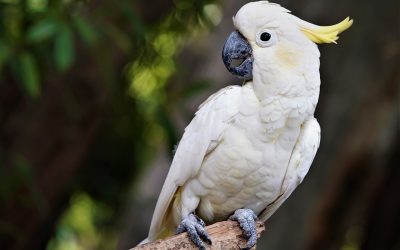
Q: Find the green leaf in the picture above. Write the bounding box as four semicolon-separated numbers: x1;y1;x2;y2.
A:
72;15;97;46
19;52;40;97
54;24;74;71
26;19;58;43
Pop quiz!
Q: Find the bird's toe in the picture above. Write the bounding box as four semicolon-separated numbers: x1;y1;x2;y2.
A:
176;214;212;250
229;208;258;250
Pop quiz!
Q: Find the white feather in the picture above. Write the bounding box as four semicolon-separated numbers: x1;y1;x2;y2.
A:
147;86;242;240
259;117;321;221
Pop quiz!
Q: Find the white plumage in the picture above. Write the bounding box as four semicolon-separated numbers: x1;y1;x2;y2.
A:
143;0;352;244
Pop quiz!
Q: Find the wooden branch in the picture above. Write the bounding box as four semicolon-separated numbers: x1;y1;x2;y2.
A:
131;220;265;250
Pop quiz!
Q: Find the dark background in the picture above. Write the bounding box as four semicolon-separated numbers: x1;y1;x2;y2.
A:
0;0;399;249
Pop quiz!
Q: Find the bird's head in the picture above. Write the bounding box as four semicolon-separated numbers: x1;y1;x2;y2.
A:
222;1;353;84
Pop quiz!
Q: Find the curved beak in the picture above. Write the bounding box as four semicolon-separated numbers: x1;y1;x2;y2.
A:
222;31;253;81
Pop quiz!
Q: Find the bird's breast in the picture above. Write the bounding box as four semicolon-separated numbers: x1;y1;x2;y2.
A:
190;112;301;222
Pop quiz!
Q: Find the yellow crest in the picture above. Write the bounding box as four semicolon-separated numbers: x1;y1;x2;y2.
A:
291;16;353;44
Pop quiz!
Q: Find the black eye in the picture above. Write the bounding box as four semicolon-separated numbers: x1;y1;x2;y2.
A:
260;32;271;42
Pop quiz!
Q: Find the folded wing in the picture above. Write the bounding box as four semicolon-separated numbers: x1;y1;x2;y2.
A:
259;117;321;221
147;85;243;240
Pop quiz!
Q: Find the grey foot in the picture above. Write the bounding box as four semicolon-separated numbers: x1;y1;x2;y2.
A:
176;214;212;250
229;208;258;250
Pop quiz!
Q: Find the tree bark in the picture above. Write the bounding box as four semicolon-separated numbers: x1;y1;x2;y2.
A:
132;220;265;250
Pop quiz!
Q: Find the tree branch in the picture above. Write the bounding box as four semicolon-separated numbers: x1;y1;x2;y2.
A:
131;220;265;250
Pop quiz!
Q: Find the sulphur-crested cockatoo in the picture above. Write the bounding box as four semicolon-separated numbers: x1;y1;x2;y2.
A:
141;1;352;249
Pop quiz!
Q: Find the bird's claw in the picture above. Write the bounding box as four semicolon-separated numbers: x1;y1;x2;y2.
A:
229;208;258;250
176;214;212;250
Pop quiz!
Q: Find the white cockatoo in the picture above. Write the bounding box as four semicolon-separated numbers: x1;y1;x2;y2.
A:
142;1;352;249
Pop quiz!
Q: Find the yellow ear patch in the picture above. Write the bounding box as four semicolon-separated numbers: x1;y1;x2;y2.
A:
300;17;353;44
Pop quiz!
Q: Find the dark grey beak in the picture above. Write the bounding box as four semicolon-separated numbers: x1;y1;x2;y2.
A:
222;31;253;81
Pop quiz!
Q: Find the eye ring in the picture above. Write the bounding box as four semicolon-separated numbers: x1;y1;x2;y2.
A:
256;29;276;47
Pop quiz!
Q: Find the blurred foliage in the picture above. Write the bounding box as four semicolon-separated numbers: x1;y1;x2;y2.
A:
0;0;96;96
0;0;223;249
0;0;221;96
127;1;223;154
47;192;116;250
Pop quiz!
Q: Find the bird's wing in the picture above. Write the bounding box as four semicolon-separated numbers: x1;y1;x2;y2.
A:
148;85;243;240
259;117;321;221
